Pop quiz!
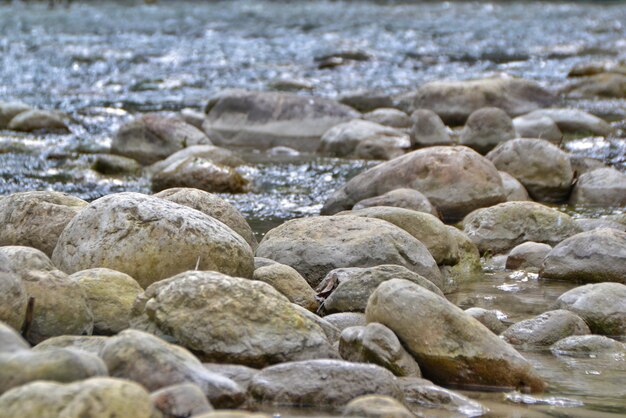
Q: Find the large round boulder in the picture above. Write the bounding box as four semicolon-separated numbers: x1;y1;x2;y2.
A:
0;191;87;257
486;138;574;202
256;215;443;288
409;109;452;147
202;90;359;151
52;193;254;288
569;167;626;207
112;114;212;165
321;146;506;222
462;201;581;254
459;107;516;154
366;279;545;392
540;228;626;284
131;271;335;367
501;310;590;347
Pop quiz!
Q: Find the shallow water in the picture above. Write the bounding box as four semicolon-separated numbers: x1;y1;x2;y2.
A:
1;1;625;417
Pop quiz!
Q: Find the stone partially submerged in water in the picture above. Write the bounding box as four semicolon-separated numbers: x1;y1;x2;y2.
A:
7;109;69;133
501;310;590;348
523;108;612;137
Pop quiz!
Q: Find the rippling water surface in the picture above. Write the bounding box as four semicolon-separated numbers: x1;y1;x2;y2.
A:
1;1;625;417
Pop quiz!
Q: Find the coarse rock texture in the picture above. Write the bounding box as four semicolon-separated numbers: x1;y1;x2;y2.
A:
318;119;410;160
512;114;562;144
101;329;245;408
462;201;581;254
343;395;414;418
486;138;574;202
317;265;443;315
322;146;506;222
7;109;69;133
352;188;438;216
202;90;359;152
33;335;109;356
366;279;545;392
291;303;341;345
0;321;30;353
502;310;590;347
459;107;516;154
439;226;483;289
202;364;259;392
339;322;421;377
562;73;626;99
339;90;394;113
112;113;212;165
52;193;254;288
363;108;412;129
151;383;214;418
323;313;368;332
398;377;487;416
0;347;107;394
151;156;249;194
0;377;155;418
408;77;555;125
0;257;27;330
0;191;87;257
147;144;244;175
550;335;626;357
1;247;94;344
92;154;142;176
131;271;335;367
253;264;319;311
569;167;626;207
499;171;531;201
69;268;142;335
256;215;443;288
339;207;457;266
409;109;452;147
154;187;257;249
248;359;403;407
554;282;626;336
253;257;278;269
574;218;626;232
0;101;31;129
523;108;612;136
464;308;508;334
506;242;552;272
540;228;626;284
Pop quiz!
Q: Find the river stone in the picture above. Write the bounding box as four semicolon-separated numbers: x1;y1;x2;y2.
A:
512;114;562;143
570;155;607;175
486;138;574;202
112;113;212;165
253;264;319;312
7;109;69;133
180;107;206;129
398;377;487;416
203;364;259;391
52;192;254;288
0;321;30;353
0;245;57;273
0;191;87;257
363;108;411;129
459;107;516;154
524;108;612;136
563;73;626;99
147;144;244;175
343;395;413;418
550;335;626;357
339;323;421;377
155;188;257;249
318;119;410;160
92;154;142;176
101;329;245;408
499;171;531;201
318;265;443;315
33;335;109;356
0;263;27;331
464;308;508;334
323;146;505;222
254;257;279;269
248;359;403;407
409;77;555;125
151;156;249;194
0;101;31;128
554;282;626;336
151;383;214;418
339;90;394;113
132;271;335;367
409;109;452;147
69;268;142;335
506;242;552;272
540;228;626;284
256;215;442;288
352;188;437;216
323;313;367;331
0;377;154;418
574;218;626;233
194;412;271;418
291;303;341;345
202;90;359;152
0;348;107;395
366;279;545;392
462;201;580;254
570;167;626;207
440;227;483;291
502;310;590;347
339;206;457;265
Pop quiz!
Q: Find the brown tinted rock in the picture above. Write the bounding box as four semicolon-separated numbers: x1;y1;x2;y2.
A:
409;109;452;147
353;188;437;216
343;395;413;418
151;383;214;418
459;107;516;154
499;171;531;201
253;264;319;311
0;101;31;129
363;108;411;129
8;109;69;133
502;310;590;347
